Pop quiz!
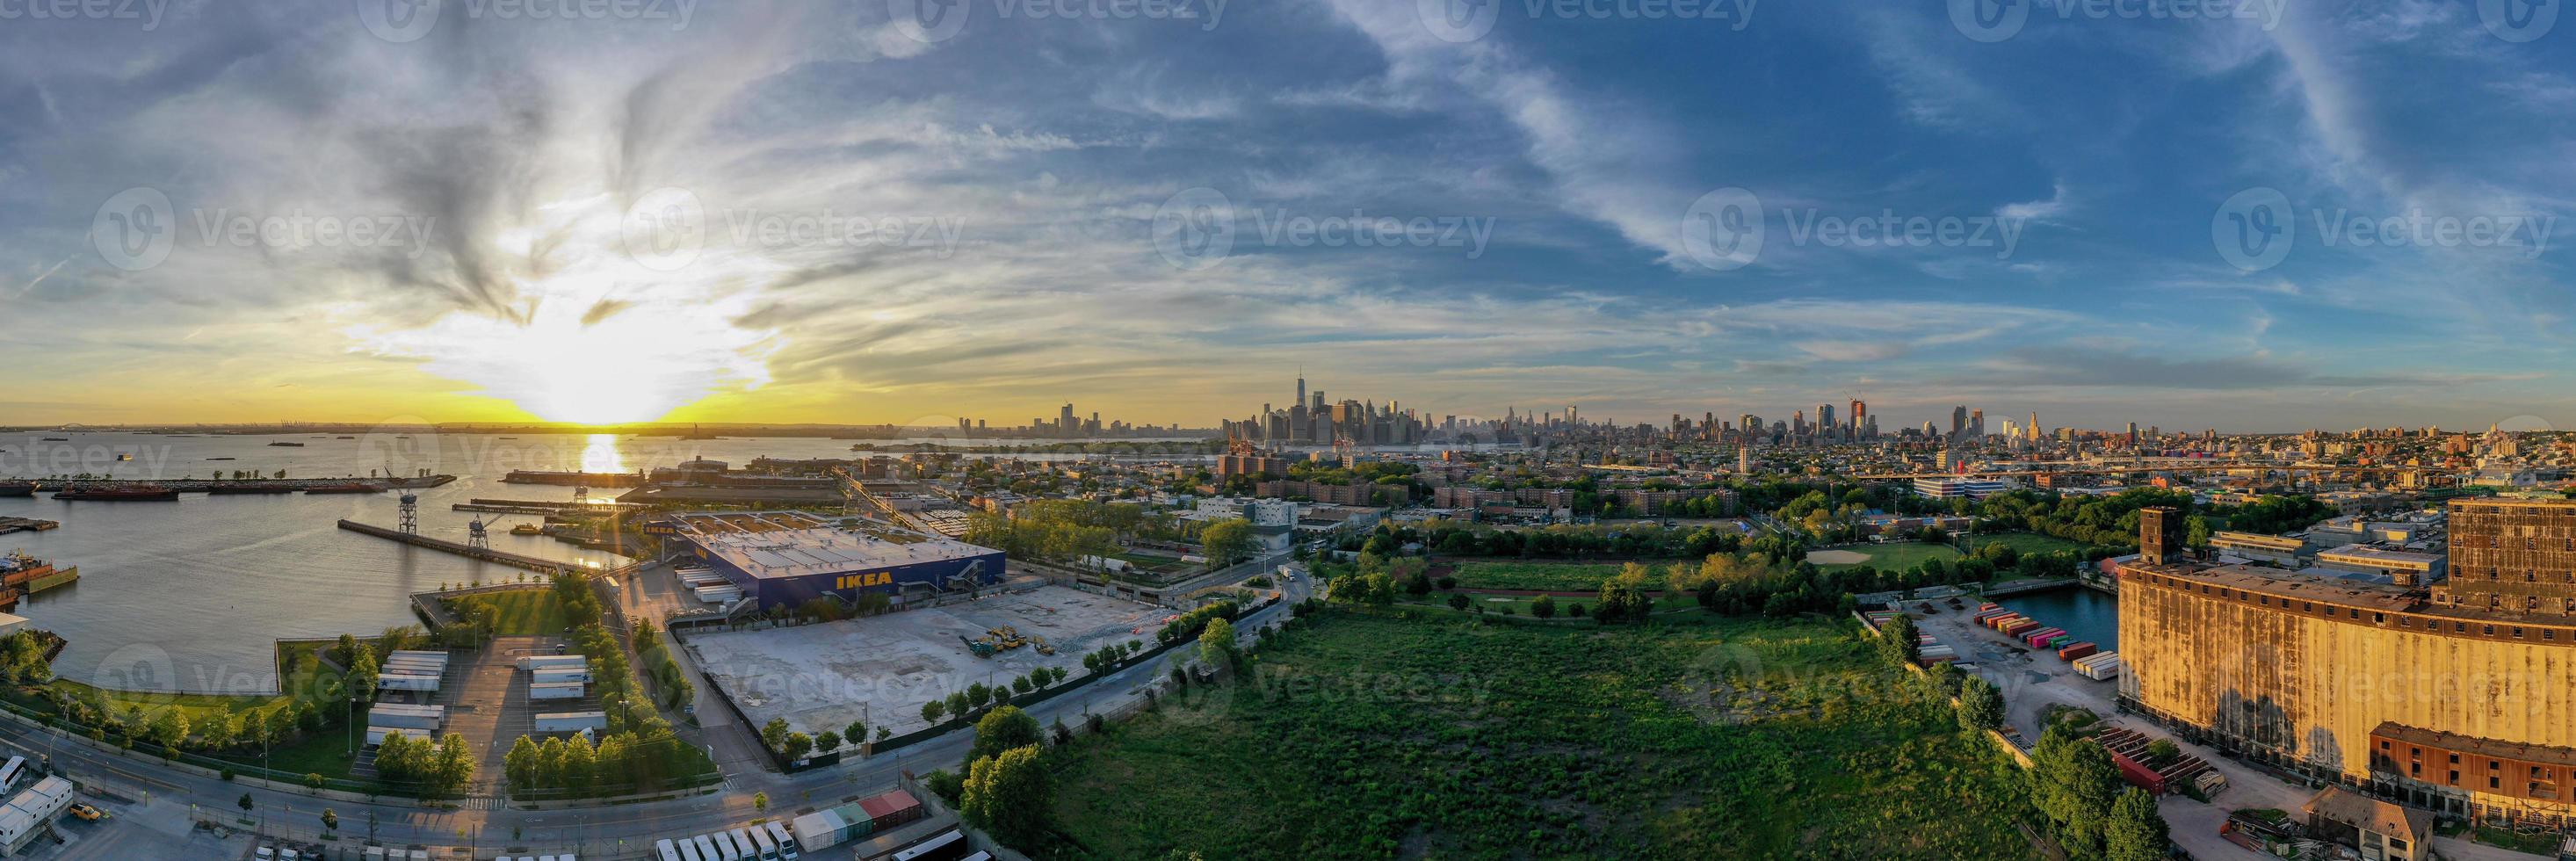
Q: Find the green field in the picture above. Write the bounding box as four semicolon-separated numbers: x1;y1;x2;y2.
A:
1811;543;1962;572
1442;559;1689;591
446;589;568;635
1044;612;2040;860
1399;591;1700;617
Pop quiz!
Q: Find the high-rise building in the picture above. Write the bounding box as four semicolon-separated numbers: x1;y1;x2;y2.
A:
1950;406;1967;436
1815;404;1834;434
1849;399;1866;432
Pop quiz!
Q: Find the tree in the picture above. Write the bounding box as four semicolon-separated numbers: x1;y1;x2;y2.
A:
321;808;338;832
959;745;1051;846
846;720;868;748
236;792;253;813
1010;675;1032;695
967;683;993;709
2032;723;2124;855
922;699;947;725
1530;595;1556;619
2102;787;2170;861
816;730;843;754
759;718;790;753
947;691;971;717
1878;615;1921;667
504;735;539;787
1199;519;1255;568
780;733;814;762
1198;618;1238;668
971;705;1045;763
754;792;770;813
1957;676;2005;733
2145;739;2180;764
1446;592;1470;611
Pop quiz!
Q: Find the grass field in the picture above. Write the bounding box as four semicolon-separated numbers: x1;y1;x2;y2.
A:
446;589;567;636
1812;543;1962;572
1442;559;1690;591
1961;532;2102;556
1044;611;2040;860
1396;591;1701;617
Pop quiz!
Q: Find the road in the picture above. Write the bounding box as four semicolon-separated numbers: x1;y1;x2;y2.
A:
0;561;1313;858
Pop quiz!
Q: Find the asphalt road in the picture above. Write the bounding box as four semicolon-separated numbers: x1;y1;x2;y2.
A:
0;562;1313;859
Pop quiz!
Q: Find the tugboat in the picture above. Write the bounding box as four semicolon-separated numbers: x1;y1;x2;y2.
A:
302;483;387;495
54;484;180;501
0;481;33;498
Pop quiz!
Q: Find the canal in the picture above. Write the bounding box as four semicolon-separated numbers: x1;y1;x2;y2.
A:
1999;585;2119;651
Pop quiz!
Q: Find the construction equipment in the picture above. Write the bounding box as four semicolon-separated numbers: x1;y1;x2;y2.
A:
958;635;995;658
1031;635;1055;655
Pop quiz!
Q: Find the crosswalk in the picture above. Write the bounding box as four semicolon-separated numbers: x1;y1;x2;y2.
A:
460;795;506;810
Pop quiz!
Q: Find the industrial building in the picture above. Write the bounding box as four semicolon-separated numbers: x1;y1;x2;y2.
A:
652;511;1004;611
0;776;72;857
2120;498;2576;828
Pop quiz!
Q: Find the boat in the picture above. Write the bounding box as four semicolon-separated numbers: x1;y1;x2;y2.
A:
206;485;293;495
268;442;306;447
302;483;387;495
53;485;180;502
336;436;354;440
114;454;133;461
510;524;545;536
39;438;67;442
0;482;33;498
207;457;235;461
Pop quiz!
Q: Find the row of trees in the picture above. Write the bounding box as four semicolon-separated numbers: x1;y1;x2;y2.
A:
517;572;710;795
374;732;474;797
919;667;1075;727
2032;723;2172;861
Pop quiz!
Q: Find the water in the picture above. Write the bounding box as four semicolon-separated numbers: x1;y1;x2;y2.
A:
0;430;1182;692
2000;586;2119;651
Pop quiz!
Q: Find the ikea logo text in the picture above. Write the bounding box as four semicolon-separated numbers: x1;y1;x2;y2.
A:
836;572;894;590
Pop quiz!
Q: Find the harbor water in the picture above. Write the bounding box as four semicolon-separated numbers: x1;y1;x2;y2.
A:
0;430;1194;692
1999;585;2119;651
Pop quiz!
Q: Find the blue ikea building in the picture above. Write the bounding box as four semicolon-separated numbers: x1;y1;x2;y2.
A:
653;511;1005;610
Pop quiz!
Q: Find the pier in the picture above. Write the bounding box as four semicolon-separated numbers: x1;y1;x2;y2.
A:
336;519;596;575
27;476;456;494
1981;577;2080;598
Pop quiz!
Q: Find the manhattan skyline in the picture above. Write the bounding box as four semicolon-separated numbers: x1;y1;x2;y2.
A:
0;2;2567;431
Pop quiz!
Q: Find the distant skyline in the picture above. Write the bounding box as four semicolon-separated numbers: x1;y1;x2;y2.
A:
1;3;2567;431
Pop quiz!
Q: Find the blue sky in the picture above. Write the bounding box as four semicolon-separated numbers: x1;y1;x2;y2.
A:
0;0;2568;431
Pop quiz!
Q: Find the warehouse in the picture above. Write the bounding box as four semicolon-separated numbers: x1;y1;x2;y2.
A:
654;511;1005;611
2119;500;2576;828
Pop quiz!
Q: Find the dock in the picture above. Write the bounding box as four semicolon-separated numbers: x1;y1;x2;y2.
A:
0;517;58;536
336;519;595;575
27;476;456;494
1982;577;2080;598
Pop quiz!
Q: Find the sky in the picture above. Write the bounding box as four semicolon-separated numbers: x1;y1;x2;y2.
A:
0;0;2569;434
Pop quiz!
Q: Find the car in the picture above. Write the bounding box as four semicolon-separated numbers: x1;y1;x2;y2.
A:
67;803;103;821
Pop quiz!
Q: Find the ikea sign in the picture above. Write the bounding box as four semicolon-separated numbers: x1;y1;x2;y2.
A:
836;571;894;590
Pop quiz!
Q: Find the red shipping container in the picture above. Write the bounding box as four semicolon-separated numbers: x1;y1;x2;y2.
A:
2058;642;2097;662
861;790;924;829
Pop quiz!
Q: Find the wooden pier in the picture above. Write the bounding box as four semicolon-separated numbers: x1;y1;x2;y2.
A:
336;519;590;575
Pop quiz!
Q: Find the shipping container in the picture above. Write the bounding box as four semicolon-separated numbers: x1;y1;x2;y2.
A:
2057;642;2097;662
2076;659;2122;681
364;726;431;746
367;704;445;729
517;655;589;672
790;810;845;850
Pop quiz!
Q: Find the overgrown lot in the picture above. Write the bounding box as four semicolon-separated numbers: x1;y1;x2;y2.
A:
1043;611;2039;860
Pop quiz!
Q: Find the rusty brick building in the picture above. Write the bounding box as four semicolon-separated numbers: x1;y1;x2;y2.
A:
2120;498;2576;826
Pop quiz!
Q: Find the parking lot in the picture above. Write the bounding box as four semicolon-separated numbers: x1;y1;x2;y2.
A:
353;635;588;793
688;584;1169;740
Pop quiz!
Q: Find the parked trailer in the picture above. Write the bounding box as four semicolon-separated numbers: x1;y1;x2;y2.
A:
517;655;589;672
656;839;683;861
890;829;967;861
365;727;431;746
532;711;608;734
532;667;593;684
691;836;718;861
368;704;446;729
529;682;586;701
748;825;779;860
2058;642;2097;662
677;839;703;861
377;673;440;692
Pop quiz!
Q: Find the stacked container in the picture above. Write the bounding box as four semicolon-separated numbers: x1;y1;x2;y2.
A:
2073;651;2123;680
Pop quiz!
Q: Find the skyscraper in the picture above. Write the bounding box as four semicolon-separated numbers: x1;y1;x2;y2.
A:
1849;399;1866;433
1950;406;1967;437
